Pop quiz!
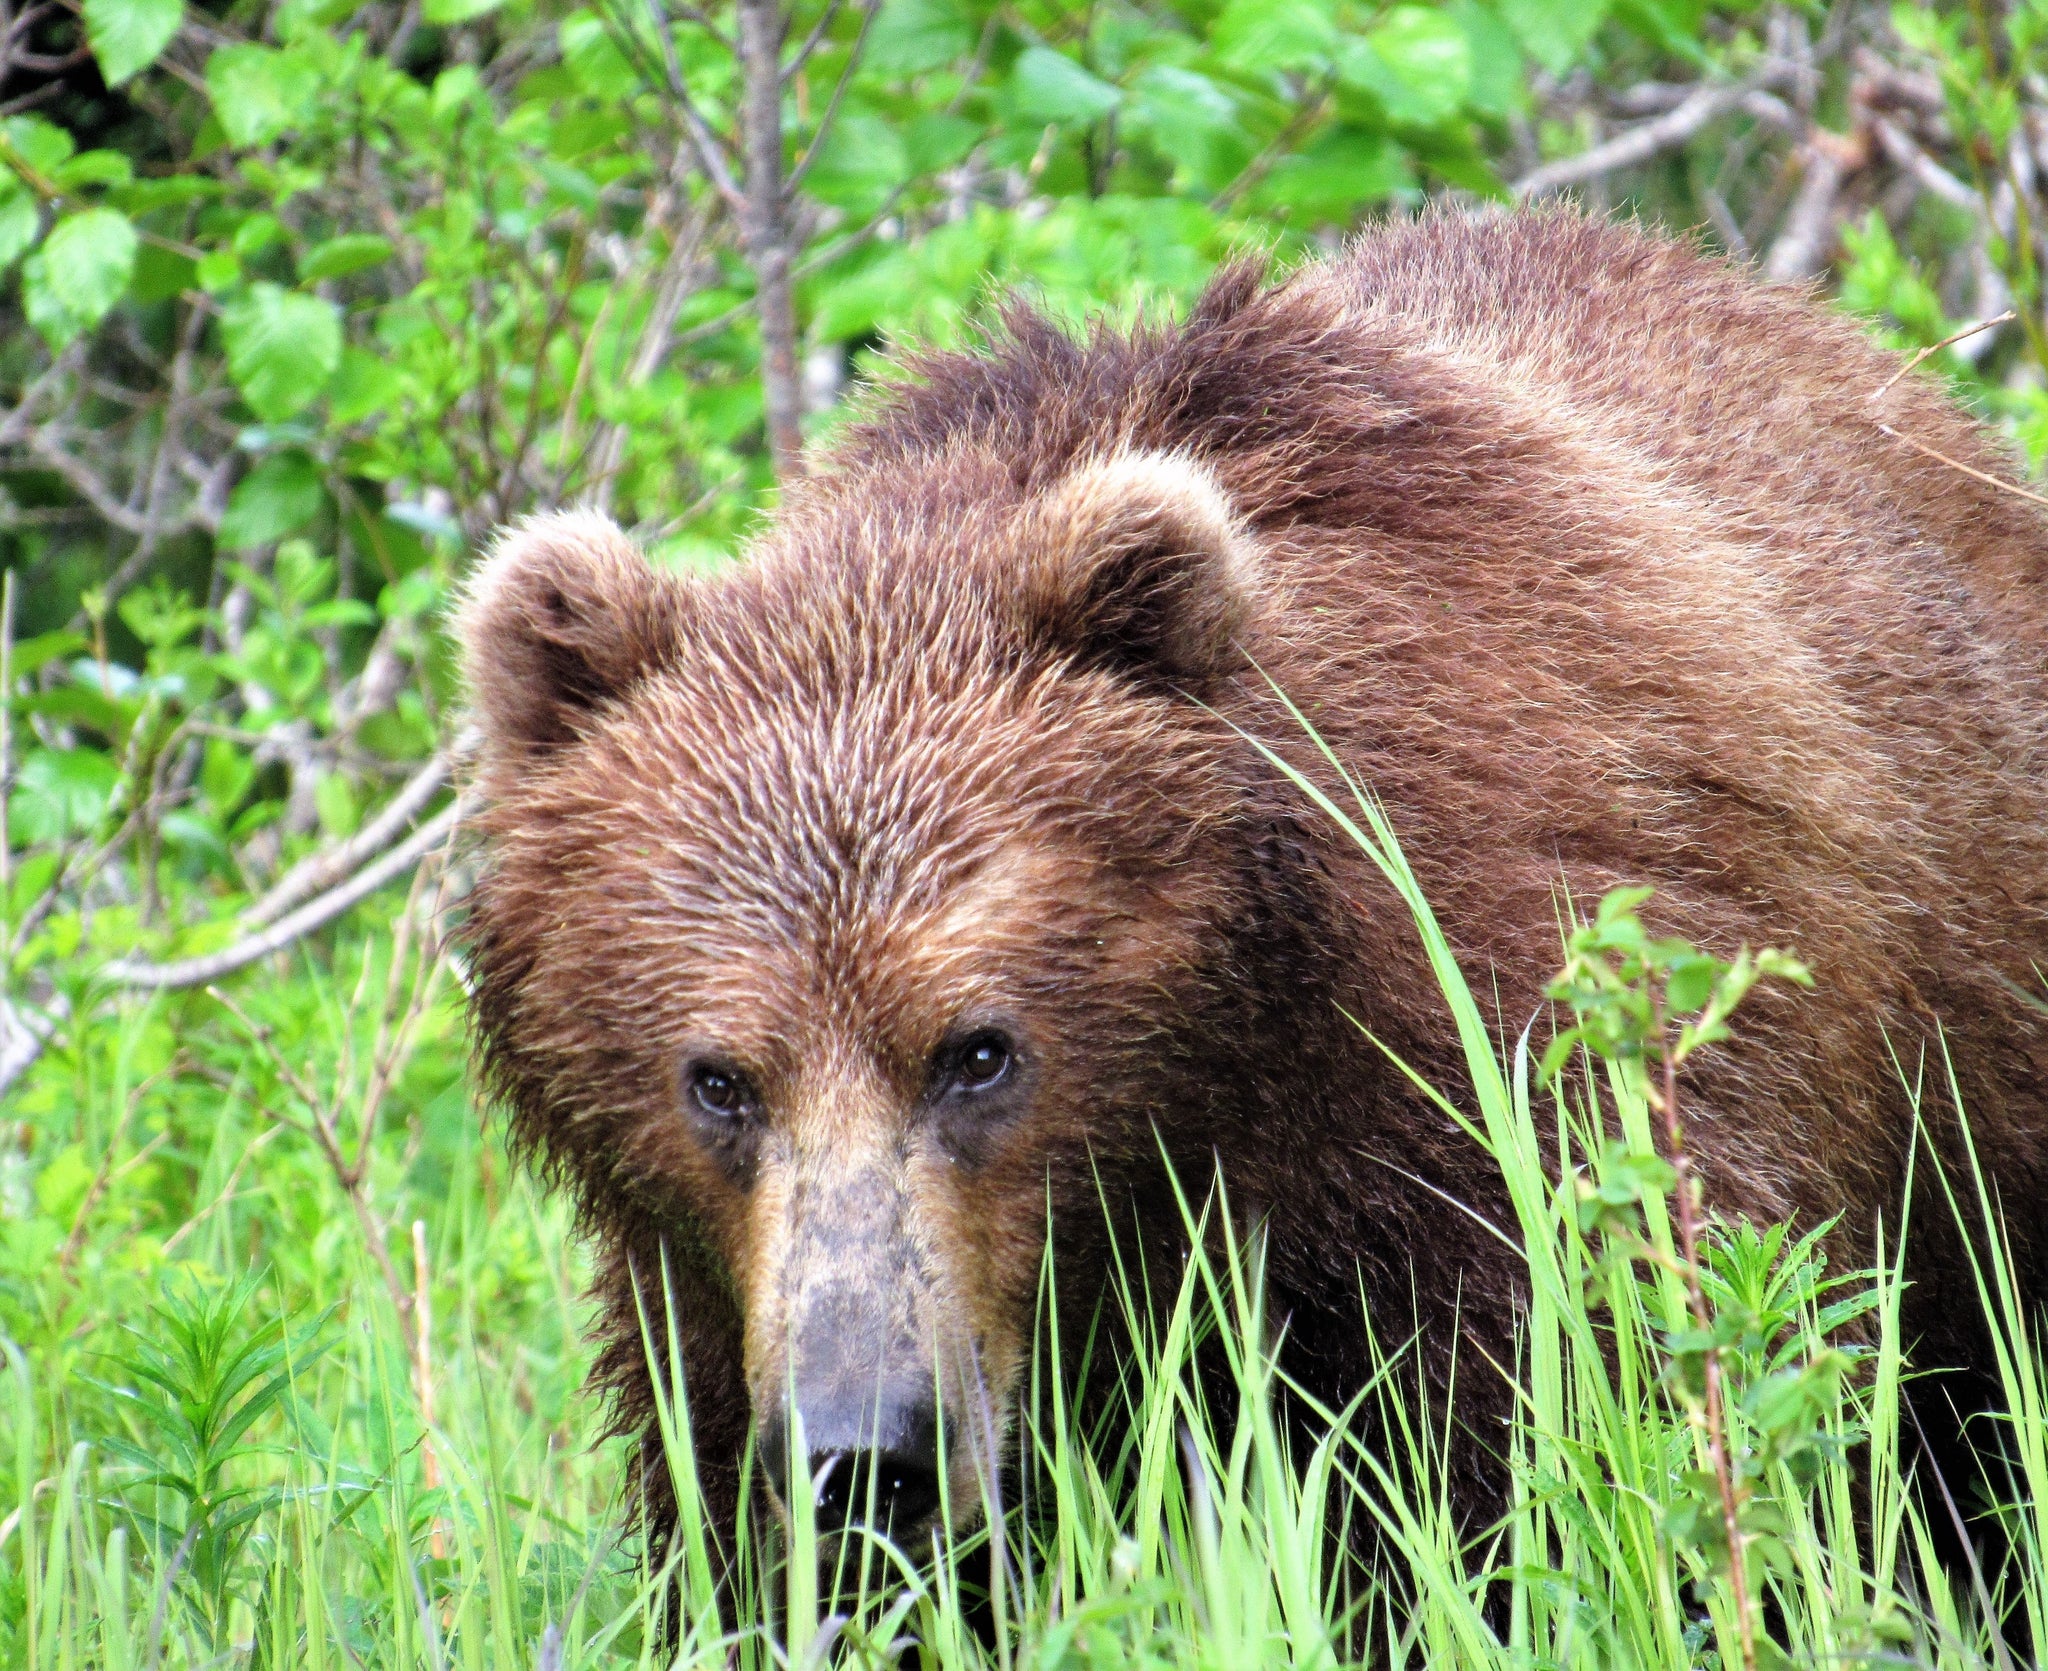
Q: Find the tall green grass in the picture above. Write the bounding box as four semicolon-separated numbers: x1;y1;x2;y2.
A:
3;764;2043;1667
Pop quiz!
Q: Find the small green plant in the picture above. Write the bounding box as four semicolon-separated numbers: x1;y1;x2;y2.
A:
87;1272;331;1655
1542;885;1859;1671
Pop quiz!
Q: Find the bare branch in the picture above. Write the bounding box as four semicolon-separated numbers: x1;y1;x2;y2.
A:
1869;113;1977;210
609;0;747;211
27;429;154;536
1764;129;1858;282
781;0;845;82
784;0;883;194
101;800;461;990
1873;421;2048;510
1870;309;2016;404
0;991;62;1102
1515;80;1753;199
240;752;454;931
738;0;805;477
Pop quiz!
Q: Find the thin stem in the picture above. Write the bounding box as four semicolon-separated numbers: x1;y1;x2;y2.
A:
738;0;805;478
1655;993;1758;1671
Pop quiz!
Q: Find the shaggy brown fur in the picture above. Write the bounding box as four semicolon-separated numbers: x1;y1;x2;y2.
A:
456;208;2048;1549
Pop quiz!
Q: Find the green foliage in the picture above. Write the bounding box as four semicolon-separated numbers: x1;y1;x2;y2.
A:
1541;885;1813;1080
1542;887;1837;1643
88;1274;334;1651
0;0;2044;1664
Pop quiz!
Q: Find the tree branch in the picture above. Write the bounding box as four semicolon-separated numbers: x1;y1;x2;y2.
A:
1515;80;1754;198
240;752;453;931
738;0;804;477
101;800;461;990
784;0;882;193
1765;129;1860;281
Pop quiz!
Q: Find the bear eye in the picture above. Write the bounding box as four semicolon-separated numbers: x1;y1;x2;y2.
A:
950;1032;1013;1092
690;1063;757;1121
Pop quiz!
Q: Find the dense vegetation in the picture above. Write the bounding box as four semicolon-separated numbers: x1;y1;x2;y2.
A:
2;0;2046;1664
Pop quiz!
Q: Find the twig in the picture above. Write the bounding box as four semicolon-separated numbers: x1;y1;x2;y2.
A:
1515;81;1753;198
0;992;62;1102
780;0;844;81
784;0;884;195
607;0;746;211
158;1124;284;1256
1210;76;1337;213
1652;992;1758;1671
1764;129;1858;282
99;800;461;989
1868;114;1978;211
239;756;454;932
1873;423;2048;510
1869;310;2016;404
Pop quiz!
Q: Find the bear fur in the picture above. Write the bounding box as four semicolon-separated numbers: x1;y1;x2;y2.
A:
456;208;2048;1548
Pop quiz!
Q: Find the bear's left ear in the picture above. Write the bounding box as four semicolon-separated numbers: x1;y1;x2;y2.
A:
455;510;683;756
1014;450;1259;685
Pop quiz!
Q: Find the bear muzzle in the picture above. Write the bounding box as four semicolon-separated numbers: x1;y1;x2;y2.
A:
745;1151;995;1544
756;1376;946;1540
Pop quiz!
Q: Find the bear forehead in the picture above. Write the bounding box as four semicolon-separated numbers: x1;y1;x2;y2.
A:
489;664;1211;1051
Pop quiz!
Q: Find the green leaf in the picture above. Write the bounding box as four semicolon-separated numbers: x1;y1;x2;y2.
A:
221;284;343;420
1010;47;1121;126
22;209;137;349
219;452;326;549
866;0;973;75
423;0;501;22
299;234;394;282
1664;953;1722;1013
1537;1028;1580;1086
131;242;195;302
1213;0;1338;74
432;63;483;118
328;345;401;424
7;632;87;679
314;772;359;837
115;173;220;213
0;188;37;271
11;747;119;844
903;111;980;174
205;43;322;148
1494;0;1609;76
200;736;257;814
2;115;74;180
1594;884;1655;926
1450;0;1524;118
53;149;134;190
803;113;908;214
556;13;637;100
1251;127;1410;223
231;212;284;258
83;0;182;86
1343;7;1472;128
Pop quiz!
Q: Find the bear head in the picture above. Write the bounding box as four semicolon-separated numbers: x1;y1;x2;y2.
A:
456;449;1278;1544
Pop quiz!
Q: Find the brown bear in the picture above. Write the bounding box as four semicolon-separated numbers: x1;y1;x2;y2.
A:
455;207;2048;1552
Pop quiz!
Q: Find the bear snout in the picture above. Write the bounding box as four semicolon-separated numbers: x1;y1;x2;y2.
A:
756;1380;946;1540
745;1149;996;1541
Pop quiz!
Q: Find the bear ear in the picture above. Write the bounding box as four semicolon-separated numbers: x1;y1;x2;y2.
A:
1015;451;1259;685
455;511;682;754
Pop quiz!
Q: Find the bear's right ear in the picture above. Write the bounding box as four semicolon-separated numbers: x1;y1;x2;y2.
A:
455;511;682;755
1013;450;1260;687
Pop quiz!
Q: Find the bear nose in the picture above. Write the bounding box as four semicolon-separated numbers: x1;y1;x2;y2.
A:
759;1399;945;1537
808;1447;942;1536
